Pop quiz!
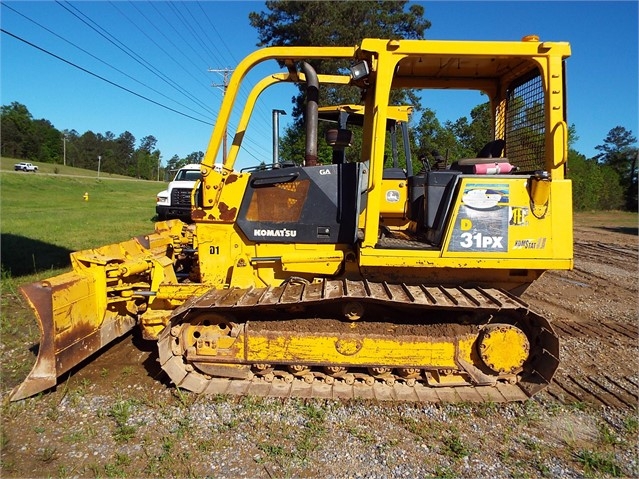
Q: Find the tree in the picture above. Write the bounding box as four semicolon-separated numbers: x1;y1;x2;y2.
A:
250;1;429;48
139;135;158;153
567;149;625;211
115;131;136;176
1;102;33;158
595;126;638;210
449;102;492;157
185;151;204;164
32;119;62;163
249;1;430;128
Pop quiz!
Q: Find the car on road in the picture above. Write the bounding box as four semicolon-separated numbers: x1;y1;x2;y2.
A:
14;162;38;172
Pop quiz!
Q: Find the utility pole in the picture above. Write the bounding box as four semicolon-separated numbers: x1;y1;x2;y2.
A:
209;67;234;162
62;134;67;166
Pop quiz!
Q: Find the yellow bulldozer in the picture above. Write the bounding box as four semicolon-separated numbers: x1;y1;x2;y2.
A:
11;36;572;403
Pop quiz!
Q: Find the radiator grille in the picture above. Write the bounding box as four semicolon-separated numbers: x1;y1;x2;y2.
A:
171;188;192;206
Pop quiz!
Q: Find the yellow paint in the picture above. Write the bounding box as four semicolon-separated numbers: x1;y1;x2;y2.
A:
478;325;529;373
244;332;477;369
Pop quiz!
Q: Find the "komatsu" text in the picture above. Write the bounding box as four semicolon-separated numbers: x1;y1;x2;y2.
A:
253;228;297;237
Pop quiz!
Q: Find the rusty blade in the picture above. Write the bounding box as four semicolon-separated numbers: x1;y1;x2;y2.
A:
10;273;136;401
9;282;57;401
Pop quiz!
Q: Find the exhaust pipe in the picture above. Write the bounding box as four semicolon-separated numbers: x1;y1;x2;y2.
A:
301;62;319;166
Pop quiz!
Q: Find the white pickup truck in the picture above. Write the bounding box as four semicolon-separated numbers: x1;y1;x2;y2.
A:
14;162;38;172
155;164;202;220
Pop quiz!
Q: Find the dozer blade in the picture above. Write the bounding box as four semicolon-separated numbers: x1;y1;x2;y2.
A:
9;220;187;401
9;272;137;401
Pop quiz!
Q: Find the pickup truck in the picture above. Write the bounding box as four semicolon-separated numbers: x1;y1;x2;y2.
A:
14;162;38;172
156;164;202;220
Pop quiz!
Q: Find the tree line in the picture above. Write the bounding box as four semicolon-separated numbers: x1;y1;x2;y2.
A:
2;97;636;212
0;101;202;181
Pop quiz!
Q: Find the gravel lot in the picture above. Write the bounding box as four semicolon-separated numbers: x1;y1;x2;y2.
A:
1;216;637;479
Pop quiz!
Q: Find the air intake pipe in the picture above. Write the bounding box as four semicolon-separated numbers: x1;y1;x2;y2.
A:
301;62;319;166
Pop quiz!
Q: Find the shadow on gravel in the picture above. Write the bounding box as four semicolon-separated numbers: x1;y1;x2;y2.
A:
1;233;72;277
135;329;173;388
598;226;639;236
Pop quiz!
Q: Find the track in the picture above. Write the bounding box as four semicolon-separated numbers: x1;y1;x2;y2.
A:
163;372;531;403
156;316;636;407
158;280;559;404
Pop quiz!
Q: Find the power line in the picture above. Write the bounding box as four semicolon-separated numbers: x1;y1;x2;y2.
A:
123;1;221;108
0;28;212;125
195;1;239;66
171;1;227;69
56;1;215;119
1;2;215;122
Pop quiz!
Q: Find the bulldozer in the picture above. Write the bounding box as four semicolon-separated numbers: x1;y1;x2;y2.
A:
11;36;572;403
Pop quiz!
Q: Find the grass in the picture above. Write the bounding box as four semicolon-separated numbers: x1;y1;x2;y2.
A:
1;167;163;277
1;156;154;180
574;210;638;234
0;160;165;393
108;400;140;443
576;449;622;477
442;427;473;459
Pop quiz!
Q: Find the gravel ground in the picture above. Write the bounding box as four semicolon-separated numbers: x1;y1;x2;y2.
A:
1;218;637;479
2;382;638;479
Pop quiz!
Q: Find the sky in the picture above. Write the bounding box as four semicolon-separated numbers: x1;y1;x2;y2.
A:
1;1;637;171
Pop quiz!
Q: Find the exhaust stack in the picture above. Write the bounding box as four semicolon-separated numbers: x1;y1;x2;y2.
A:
301;62;319;166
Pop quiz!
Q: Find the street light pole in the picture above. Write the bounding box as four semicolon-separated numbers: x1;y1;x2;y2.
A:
97;155;101;178
272;109;286;166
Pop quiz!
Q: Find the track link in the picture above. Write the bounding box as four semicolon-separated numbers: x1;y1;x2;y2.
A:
158;279;559;403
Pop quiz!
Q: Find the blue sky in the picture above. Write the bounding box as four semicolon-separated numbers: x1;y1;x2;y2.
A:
1;1;637;170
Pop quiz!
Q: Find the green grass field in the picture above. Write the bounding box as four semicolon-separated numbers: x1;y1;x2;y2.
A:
1;163;164;278
1;156;145;180
1;162;167;385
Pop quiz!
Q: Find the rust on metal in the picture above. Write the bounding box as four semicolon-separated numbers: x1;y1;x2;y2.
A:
191;209;206;220
10;274;137;401
217;202;237;222
225;173;239;185
9;282;57;401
